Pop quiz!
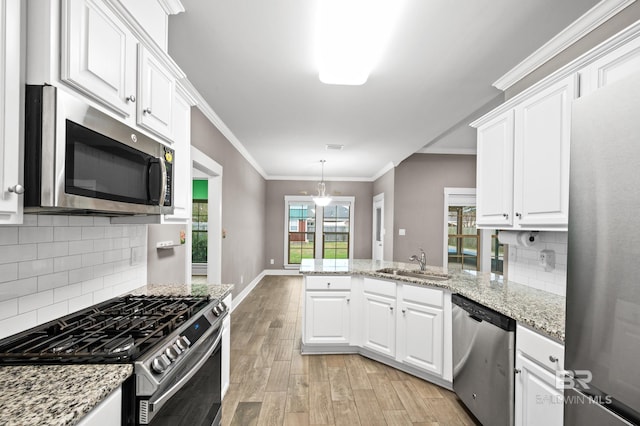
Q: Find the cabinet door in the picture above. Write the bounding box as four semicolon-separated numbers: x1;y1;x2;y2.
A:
0;0;23;224
581;35;640;96
76;386;122;426
162;90;191;222
304;291;350;344
515;352;564;426
513;75;575;229
397;300;444;376
362;292;396;357
137;46;175;141
476;110;514;227
61;0;137;118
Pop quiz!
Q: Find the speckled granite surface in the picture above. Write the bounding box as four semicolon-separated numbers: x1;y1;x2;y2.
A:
0;283;234;426
300;259;566;342
0;364;132;426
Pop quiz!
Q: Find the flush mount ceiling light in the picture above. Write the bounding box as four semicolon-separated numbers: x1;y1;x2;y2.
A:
316;0;404;85
313;160;332;207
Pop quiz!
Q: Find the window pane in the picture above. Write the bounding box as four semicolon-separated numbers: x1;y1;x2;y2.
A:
192;200;208;264
323;203;350;260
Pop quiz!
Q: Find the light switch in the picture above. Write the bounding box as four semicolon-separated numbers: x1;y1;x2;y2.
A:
399;229;406;236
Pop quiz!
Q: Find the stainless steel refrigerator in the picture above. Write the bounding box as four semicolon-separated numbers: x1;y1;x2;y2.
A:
565;70;640;425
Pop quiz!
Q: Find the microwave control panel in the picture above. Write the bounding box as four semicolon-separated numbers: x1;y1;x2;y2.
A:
163;147;174;207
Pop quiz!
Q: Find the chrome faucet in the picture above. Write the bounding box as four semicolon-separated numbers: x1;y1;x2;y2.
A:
410;249;427;271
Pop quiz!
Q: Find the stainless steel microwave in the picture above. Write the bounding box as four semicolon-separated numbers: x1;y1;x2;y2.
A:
24;85;174;216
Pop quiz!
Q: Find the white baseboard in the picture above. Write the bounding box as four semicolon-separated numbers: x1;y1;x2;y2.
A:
264;269;301;276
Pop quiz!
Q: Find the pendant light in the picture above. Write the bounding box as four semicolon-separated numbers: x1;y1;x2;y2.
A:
313;160;332;206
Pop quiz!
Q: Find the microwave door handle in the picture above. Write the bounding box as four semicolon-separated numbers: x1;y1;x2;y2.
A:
158;157;167;207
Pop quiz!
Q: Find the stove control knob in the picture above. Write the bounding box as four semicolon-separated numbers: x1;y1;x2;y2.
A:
165;346;179;361
212;306;221;317
219;301;227;310
176;336;190;351
151;355;169;374
172;342;182;354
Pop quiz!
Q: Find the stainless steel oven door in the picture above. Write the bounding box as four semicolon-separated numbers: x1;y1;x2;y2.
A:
139;324;223;426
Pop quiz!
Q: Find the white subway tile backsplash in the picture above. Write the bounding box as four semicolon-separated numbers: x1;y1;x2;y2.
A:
0;277;37;301
54;226;82;242
54;255;83;272
0;215;147;339
18;290;53;313
506;231;567;296
18;258;54;279
37;301;69;324
0;244;37;264
0;264;18;283
19;226;53;244
37;241;69;259
68;216;94;227
0;228;18;245
0;299;18;321
0;311;37;339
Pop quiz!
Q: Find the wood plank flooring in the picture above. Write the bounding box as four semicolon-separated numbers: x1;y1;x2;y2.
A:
223;275;479;426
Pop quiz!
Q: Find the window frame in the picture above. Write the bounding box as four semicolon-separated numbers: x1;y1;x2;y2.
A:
284;195;355;269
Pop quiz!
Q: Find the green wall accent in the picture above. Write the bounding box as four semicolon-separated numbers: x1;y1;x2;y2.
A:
192;180;208;200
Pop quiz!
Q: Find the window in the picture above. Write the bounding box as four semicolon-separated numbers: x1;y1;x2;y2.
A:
284;196;355;267
447;206;479;271
192;200;208;263
491;230;505;274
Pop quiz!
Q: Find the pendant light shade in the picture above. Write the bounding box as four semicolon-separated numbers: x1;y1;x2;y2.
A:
313;160;332;206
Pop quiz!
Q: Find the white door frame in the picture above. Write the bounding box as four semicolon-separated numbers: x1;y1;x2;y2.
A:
372;193;384;261
191;147;223;284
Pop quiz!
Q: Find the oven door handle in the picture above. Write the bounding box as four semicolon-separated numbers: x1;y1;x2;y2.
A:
149;327;222;412
158;157;167;207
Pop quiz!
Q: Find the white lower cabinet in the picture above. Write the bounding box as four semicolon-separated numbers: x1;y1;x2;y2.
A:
77;386;121;426
515;324;565;426
303;276;352;345
362;290;396;357
396;285;444;376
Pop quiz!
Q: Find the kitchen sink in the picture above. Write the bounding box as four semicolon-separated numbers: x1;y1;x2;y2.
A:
376;268;450;281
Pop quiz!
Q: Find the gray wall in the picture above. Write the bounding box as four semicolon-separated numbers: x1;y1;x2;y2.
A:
147;224;187;284
506;3;640;98
191;108;266;298
393;154;476;266
372;169;395;261
265;180;373;267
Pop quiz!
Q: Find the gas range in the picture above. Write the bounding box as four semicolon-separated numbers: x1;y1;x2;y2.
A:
0;294;229;425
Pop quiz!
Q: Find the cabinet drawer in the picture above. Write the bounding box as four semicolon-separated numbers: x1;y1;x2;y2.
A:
306;275;351;291
363;278;396;297
517;324;564;371
402;284;443;308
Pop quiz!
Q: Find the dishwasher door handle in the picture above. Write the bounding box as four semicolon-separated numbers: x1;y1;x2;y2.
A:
469;314;483;323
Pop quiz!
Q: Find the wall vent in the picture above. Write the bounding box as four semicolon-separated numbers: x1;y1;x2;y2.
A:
325;144;344;150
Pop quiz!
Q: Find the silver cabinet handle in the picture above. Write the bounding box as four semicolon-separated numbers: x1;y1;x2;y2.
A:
516;212;522;218
143;107;152;115
389;306;394;312
8;184;25;194
401;309;406;315
503;213;509;219
514;368;521;374
126;95;136;103
346;298;350;304
549;355;558;363
327;282;331;288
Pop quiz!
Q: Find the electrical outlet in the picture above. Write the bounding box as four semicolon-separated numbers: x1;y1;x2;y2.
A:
240;275;244;284
270;259;274;265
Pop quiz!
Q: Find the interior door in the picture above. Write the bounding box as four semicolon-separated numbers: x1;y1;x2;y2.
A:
373;194;384;261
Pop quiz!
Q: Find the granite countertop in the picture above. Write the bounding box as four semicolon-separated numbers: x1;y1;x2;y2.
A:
300;259;566;342
0;364;132;426
0;283;234;426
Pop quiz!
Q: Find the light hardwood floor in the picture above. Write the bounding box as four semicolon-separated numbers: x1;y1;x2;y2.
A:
222;275;479;426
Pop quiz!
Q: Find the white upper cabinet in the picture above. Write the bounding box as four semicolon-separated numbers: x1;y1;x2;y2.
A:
0;0;24;225
513;75;575;228
61;0;137;119
476;111;514;227
137;46;175;140
474;75;576;231
580;34;640;96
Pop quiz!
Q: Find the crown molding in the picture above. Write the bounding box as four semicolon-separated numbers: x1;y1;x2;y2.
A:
493;0;636;91
157;0;185;15
370;162;396;181
417;147;477;155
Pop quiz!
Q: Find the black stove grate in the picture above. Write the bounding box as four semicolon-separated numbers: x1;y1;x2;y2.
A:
0;295;211;364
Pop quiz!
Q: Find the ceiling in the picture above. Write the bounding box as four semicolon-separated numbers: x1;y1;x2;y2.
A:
168;0;600;180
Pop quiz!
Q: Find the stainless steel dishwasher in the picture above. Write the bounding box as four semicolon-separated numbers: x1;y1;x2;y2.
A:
452;294;516;426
